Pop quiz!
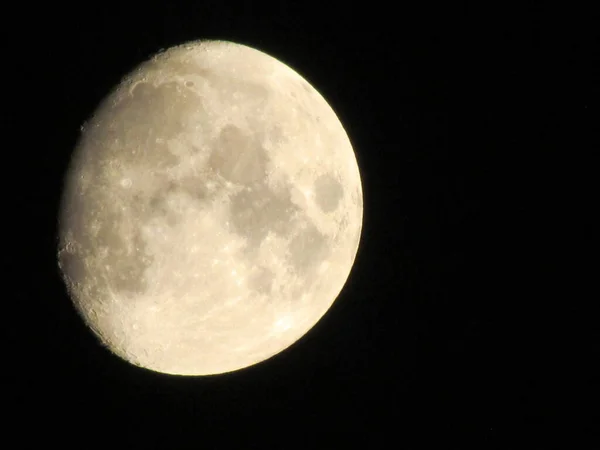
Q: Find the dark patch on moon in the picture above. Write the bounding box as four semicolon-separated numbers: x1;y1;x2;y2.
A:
301;80;313;94
287;223;329;274
59;194;155;300
147;191;179;227
198;70;271;108
209;125;269;184
229;182;298;248
92;211;154;295
177;174;213;202
266;124;286;145
313;174;344;213
136;174;214;227
93;81;206;171
248;266;274;295
57;247;86;292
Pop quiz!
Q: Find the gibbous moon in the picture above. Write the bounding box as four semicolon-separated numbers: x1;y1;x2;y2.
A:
57;40;363;376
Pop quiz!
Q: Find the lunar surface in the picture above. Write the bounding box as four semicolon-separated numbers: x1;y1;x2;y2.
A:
57;40;363;376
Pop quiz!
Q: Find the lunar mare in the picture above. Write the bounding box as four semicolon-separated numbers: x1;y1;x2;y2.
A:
58;40;362;375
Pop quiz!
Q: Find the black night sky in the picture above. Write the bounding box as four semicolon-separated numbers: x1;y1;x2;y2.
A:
7;2;598;448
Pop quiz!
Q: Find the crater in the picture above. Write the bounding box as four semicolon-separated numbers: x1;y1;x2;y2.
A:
209;125;269;184
313;174;344;213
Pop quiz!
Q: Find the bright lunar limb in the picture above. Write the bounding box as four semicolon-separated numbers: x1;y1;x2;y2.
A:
57;40;363;376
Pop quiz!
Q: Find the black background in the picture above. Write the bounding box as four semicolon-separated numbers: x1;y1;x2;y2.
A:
6;2;599;448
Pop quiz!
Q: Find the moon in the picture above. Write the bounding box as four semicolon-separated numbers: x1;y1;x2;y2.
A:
57;40;363;376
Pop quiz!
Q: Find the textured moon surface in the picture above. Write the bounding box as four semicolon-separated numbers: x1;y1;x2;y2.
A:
57;40;363;376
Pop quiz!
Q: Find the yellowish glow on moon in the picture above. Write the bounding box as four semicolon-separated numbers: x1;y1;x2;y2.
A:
57;40;363;376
